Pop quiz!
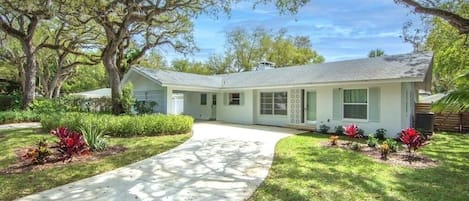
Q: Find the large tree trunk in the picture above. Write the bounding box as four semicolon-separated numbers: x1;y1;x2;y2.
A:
20;40;36;109
103;51;123;114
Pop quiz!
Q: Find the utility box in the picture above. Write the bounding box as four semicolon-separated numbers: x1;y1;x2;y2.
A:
415;112;434;136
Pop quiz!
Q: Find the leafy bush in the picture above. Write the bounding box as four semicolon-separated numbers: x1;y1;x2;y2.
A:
51;127;89;161
400;128;426;157
351;142;361;151
41;113;194;137
375;128;387;140
366;134;379;147
357;128;365;136
134;100;157;114
80;124;107;152
119;83;135;114
29;96;112;114
20;138;51;165
383;138;399;152
0;110;40;124
319;124;330;134
343;124;361;138
334;125;344;135
0;94;20;111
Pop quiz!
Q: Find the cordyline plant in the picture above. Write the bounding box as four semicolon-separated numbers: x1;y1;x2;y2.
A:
329;135;339;146
51;127;89;161
400;128;425;160
343;124;361;138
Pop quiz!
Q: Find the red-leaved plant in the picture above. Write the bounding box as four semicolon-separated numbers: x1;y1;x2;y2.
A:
343;124;361;138
51;127;89;161
400;128;425;160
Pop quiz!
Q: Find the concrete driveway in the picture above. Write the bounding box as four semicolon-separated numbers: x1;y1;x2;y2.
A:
18;122;302;201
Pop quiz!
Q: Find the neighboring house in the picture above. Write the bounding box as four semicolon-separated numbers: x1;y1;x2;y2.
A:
70;88;111;98
122;52;433;137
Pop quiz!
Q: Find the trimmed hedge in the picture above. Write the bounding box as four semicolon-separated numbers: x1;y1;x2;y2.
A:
0;111;40;124
41;112;194;137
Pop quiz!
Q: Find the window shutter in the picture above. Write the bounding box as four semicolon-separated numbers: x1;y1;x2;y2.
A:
223;93;228;105
369;87;380;122
239;92;244;105
332;88;342;120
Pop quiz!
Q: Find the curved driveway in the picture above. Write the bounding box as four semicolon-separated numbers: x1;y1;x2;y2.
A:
18;122;301;201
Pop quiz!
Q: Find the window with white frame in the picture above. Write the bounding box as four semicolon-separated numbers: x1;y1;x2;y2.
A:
229;93;240;105
343;89;368;119
260;92;287;115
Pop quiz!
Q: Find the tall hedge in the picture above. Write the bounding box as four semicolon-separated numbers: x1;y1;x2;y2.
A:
41;113;194;137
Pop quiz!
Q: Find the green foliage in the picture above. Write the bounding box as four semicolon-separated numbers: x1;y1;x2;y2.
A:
0;92;22;111
351;142;361;151
134;100;157;114
20;138;51;165
0;110;40;124
368;48;385;57
29;96;112;114
62;64;108;94
375;128;387;140
41;113;194;137
119;83;135;114
383;138;399;152
318;124;330;134
366;134;379;147
357;128;365;136
79;124;107;152
334;125;344;135
171;59;211;75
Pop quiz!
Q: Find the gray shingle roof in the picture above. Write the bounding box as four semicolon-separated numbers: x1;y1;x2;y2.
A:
132;52;433;89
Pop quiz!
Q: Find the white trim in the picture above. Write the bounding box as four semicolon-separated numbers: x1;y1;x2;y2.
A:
342;88;369;121
259;91;288;116
304;90;317;123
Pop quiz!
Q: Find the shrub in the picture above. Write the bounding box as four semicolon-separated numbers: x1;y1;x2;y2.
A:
384;138;399;152
366;134;379;147
380;143;390;160
20;138;51;165
319;124;330;134
80;124;107;152
135;100;158;114
351;142;361;151
120;83;135;114
0;110;40;124
343;124;361;138
51;127;89;161
41;113;194;137
329;135;339;146
357;128;365;136
400;128;426;158
375;128;387;140
334;125;344;135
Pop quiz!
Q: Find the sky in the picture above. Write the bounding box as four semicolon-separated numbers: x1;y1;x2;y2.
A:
165;0;421;63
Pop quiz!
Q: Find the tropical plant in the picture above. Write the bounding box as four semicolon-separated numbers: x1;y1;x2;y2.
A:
20;138;51;165
119;83;136;114
384;138;399;152
334;125;344;135
50;127;89;161
134;100;158;114
329;135;339;146
79;124;107;152
351;142;361;151
380;143;390;160
343;124;361;138
375;128;387;140
319;124;330;134
400;128;426;159
367;134;379;147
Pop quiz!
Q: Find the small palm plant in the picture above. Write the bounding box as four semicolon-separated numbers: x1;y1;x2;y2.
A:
80;124;107;152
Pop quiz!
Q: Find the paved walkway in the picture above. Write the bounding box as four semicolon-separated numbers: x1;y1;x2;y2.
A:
17;122;302;201
0;122;41;131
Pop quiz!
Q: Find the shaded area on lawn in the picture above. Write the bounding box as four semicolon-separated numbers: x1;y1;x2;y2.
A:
0;128;191;201
250;132;469;201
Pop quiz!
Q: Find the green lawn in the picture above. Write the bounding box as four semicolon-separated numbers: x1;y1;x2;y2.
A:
0;128;191;201
250;133;469;201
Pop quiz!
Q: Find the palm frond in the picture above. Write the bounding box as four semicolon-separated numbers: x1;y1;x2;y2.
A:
432;88;469;112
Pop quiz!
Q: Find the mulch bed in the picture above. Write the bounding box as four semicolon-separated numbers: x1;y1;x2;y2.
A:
0;145;127;174
321;141;438;168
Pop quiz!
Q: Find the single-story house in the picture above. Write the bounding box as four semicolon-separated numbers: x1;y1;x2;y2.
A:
122;52;433;137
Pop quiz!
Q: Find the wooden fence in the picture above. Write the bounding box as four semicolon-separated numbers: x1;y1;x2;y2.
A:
415;103;469;133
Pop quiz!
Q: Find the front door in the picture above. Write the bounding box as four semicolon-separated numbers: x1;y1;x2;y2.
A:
305;91;317;123
210;94;217;120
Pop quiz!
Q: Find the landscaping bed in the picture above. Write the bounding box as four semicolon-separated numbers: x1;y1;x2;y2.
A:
0;128;191;201
250;132;469;201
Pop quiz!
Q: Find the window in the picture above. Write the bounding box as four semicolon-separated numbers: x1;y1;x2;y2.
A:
200;94;207;105
343;89;367;119
229;93;240;105
212;94;216;105
260;92;287;115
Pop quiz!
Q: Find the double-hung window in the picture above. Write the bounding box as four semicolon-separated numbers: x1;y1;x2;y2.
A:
229;93;240;105
343;89;368;119
260;92;287;115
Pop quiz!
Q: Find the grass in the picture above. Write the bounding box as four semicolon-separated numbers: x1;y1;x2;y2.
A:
0;128;191;201
250;133;469;201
